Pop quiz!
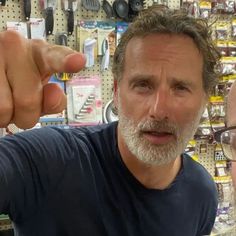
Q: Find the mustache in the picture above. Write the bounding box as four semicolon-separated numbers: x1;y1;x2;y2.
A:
137;120;178;134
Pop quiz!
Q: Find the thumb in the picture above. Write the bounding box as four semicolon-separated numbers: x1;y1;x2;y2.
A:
42;83;67;115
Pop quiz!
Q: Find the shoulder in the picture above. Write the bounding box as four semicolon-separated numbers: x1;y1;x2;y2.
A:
68;121;117;143
182;154;217;197
1;122;117;155
13;121;117;143
183;153;213;182
49;122;118;156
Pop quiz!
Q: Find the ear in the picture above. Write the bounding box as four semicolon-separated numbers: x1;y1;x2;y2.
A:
113;80;118;108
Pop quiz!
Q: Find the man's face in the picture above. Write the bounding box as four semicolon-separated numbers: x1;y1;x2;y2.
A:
115;33;207;166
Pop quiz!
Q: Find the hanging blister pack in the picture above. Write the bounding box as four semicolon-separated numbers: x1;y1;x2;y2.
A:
67;75;102;126
84;38;97;67
77;20;98;66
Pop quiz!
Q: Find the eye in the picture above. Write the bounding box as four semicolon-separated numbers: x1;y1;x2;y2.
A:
173;83;190;93
132;81;152;93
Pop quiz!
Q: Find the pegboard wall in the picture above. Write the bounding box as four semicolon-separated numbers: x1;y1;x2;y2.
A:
195;139;216;176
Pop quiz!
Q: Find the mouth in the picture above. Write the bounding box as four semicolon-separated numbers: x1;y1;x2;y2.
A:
141;131;175;145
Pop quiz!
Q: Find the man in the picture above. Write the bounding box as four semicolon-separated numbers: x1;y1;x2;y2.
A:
215;81;236;185
0;7;219;236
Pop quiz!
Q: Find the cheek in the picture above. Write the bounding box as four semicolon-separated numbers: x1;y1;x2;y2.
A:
170;102;204;125
118;95;148;119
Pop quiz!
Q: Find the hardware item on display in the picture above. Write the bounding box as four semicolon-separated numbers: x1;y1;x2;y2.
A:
67;75;102;125
101;37;110;71
82;0;100;11
30;18;46;39
84;38;97;67
0;0;6;6
6;22;28;38
39;0;57;35
102;0;115;18
113;0;129;20
62;0;79;35
23;0;31;20
103;99;118;123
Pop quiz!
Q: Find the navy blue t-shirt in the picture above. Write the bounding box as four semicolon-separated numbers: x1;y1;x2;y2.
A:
0;122;217;236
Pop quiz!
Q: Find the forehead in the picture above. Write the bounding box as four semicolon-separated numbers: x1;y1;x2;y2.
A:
125;33;202;64
123;33;204;85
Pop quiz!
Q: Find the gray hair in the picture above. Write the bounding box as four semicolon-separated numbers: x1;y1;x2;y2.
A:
112;7;221;95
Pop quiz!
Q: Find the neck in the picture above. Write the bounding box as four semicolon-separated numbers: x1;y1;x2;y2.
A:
117;127;182;190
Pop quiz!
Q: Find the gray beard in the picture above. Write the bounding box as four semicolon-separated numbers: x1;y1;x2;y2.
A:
118;100;204;166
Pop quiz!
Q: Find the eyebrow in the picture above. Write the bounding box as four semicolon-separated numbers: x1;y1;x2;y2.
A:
128;74;195;88
171;78;195;89
128;75;153;83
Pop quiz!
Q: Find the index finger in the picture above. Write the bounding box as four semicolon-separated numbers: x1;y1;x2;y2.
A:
30;39;86;81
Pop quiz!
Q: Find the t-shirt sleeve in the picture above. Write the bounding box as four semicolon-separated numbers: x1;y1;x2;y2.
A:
0;127;75;222
198;179;218;235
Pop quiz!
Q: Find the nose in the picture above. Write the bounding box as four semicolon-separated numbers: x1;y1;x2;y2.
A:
149;87;170;121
